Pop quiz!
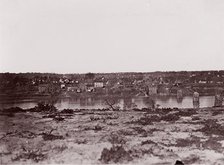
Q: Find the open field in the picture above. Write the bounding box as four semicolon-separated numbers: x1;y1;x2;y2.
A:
1;106;224;165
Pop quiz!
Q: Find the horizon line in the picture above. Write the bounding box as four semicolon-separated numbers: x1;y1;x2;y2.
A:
1;69;224;75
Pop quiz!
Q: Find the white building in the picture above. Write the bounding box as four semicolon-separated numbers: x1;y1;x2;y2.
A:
94;82;104;88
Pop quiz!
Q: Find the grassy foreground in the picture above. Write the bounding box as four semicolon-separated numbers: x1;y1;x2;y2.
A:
1;105;224;165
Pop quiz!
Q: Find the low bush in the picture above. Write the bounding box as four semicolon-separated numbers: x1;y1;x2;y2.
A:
212;110;223;116
192;116;200;121
160;113;180;122
141;140;157;145
127;115;160;125
199;119;224;136
177;109;197;117
12;148;46;163
131;127;147;137
2;107;24;113
33;103;57;112
60;109;74;114
41;133;64;141
108;133;126;146
94;124;103;131
99;146;132;163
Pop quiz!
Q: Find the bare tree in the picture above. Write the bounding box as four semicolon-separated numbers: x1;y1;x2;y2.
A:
104;99;120;111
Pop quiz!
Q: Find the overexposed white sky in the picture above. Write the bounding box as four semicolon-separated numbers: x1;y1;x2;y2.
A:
0;0;224;73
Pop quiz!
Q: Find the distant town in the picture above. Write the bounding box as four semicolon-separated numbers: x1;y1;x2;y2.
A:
1;71;224;99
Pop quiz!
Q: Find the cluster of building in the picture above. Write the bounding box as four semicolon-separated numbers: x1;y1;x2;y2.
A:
1;71;224;97
36;75;186;97
37;77;106;95
36;72;224;97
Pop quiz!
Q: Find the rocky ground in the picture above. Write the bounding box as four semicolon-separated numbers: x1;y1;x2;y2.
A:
1;105;224;165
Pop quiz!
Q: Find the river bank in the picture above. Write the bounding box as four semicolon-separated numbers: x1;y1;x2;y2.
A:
1;105;224;164
0;95;216;110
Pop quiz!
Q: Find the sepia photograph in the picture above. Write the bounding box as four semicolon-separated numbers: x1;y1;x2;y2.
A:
1;0;224;164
